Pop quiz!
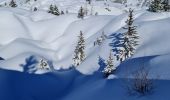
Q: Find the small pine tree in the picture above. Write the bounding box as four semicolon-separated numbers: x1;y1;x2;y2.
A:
48;4;54;13
78;6;85;19
110;9;139;62
53;5;60;15
103;50;116;77
9;0;17;8
73;31;86;66
39;59;50;70
48;4;60;16
148;0;163;12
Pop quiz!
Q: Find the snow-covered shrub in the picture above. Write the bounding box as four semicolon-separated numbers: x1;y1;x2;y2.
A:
20;55;38;74
127;67;153;95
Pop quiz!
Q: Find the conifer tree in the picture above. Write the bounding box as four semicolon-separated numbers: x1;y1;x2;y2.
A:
78;6;85;19
162;0;170;11
39;59;50;70
9;0;17;8
53;5;60;15
48;4;60;16
148;0;163;12
110;8;139;62
103;50;116;77
73;31;86;66
48;4;54;13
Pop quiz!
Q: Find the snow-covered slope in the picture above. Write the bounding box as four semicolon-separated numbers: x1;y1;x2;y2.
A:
0;5;170;77
0;0;170;100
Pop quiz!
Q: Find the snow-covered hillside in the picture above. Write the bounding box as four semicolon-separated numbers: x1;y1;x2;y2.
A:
0;0;170;100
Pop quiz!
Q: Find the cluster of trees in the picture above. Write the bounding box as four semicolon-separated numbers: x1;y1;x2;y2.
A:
149;0;170;12
73;8;139;78
77;2;98;19
48;4;62;16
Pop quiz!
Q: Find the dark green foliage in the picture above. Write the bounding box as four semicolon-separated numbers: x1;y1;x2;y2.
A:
162;0;170;11
78;6;85;19
9;0;17;8
148;0;163;12
48;4;60;16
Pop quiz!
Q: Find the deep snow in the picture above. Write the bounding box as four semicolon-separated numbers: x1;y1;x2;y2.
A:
0;0;170;100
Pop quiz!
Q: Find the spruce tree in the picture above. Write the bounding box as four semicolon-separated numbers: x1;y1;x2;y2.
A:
9;0;17;8
48;4;54;14
162;0;170;11
110;9;139;62
73;31;86;66
148;0;163;12
48;4;60;16
53;5;60;15
103;50;116;77
78;6;85;19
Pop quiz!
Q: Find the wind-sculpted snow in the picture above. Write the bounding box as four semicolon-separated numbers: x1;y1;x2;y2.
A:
0;7;170;76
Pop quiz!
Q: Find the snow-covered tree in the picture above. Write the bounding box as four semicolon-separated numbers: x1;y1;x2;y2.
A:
9;0;17;8
148;0;164;12
48;4;60;16
162;0;170;11
110;9;139;62
78;6;85;19
38;59;50;70
103;50;116;77
73;31;86;66
53;5;60;15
